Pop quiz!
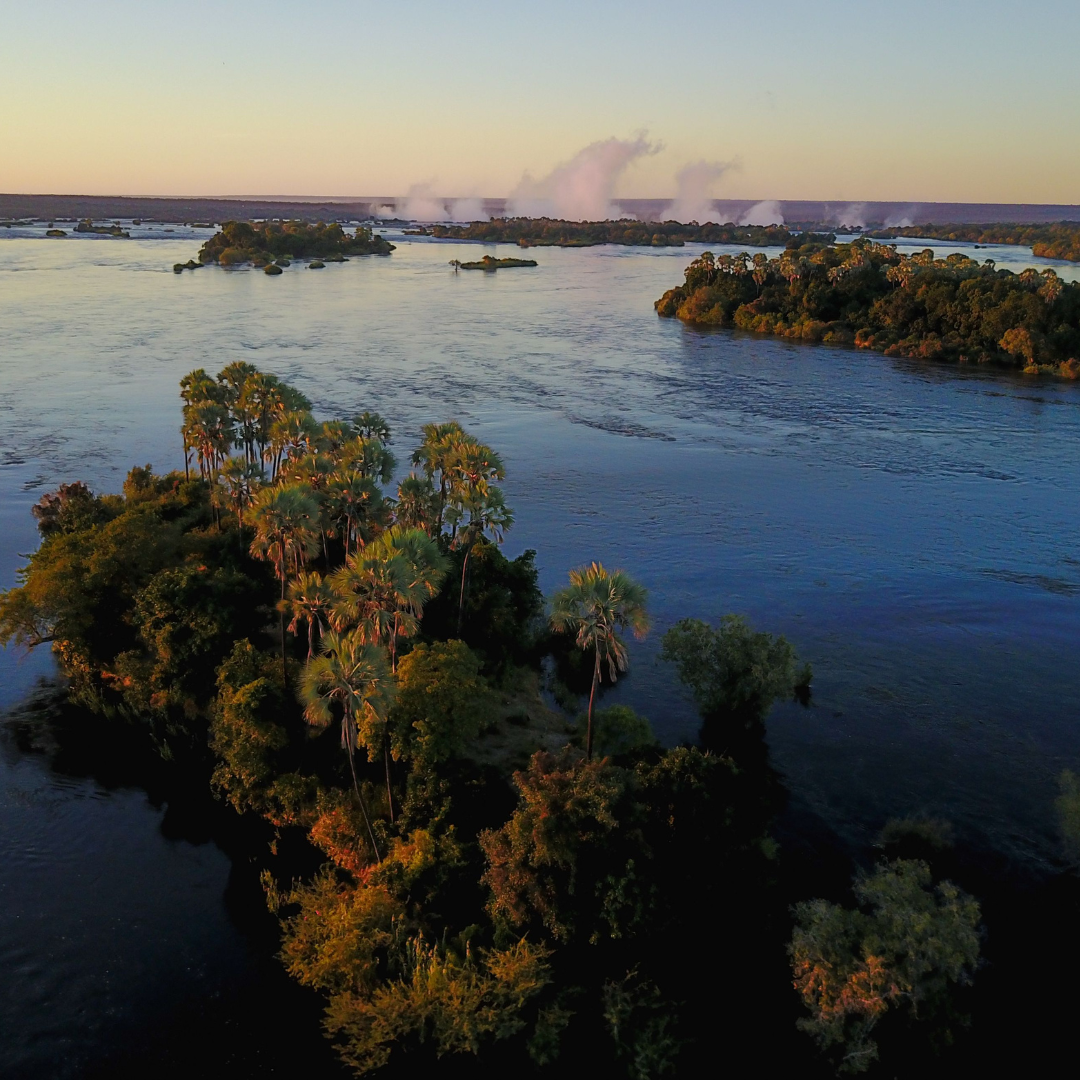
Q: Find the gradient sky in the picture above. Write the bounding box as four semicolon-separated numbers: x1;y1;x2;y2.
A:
3;0;1078;202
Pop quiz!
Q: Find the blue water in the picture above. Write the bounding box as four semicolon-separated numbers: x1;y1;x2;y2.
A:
2;225;1079;1072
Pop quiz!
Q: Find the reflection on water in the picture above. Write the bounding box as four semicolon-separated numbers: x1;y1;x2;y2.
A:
1;228;1079;1072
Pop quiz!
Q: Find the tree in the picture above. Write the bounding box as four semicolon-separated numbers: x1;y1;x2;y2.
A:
217;457;263;541
790;859;981;1073
412;421;466;534
249;484;320;678
395;473;439;534
283;570;333;658
660;615;810;748
300;629;396;861
447;486;514;633
549;563;649;760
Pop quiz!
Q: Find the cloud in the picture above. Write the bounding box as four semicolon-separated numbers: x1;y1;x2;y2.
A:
506;135;658;221
667;160;731;223
739;199;784;226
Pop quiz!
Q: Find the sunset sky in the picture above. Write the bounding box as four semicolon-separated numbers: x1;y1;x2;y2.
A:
3;0;1078;203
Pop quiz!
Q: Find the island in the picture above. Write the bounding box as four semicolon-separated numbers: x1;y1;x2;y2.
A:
45;228;67;237
655;237;1080;378
867;221;1080;263
74;219;130;237
451;255;538;271
409;216;793;248
195;220;394;268
0;360;988;1078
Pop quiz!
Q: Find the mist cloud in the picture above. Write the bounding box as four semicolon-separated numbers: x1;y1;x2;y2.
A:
667;160;731;223
506;135;657;221
739;199;784;226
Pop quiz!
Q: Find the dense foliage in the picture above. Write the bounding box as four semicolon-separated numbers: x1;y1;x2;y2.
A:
655;238;1080;377
0;361;986;1077
411;217;792;248
197;220;394;267
868;222;1080;263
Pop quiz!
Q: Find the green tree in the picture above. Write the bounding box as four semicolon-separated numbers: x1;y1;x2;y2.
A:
249;483;320;678
412;421;467;534
447;486;514;633
790;859;981;1073
550;563;649;760
283;569;334;658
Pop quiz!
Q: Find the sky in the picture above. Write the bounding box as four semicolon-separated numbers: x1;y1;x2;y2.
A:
2;0;1079;204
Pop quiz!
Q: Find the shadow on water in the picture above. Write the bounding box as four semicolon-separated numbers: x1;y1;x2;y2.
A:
0;682;347;1079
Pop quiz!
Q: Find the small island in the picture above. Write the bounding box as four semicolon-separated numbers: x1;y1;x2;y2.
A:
45;228;67;237
655;237;1080;378
451;255;538;271
867;221;1080;263
412;217;793;248
74;219;130;237
195;220;394;268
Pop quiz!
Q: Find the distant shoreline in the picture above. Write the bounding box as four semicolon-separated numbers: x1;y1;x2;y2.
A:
2;193;1079;227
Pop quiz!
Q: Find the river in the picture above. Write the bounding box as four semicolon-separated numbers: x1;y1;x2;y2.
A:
2;224;1079;1073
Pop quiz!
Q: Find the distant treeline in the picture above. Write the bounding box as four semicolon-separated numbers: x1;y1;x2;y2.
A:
868;222;1080;263
655;238;1080;378
197;220;394;267
411;217;794;248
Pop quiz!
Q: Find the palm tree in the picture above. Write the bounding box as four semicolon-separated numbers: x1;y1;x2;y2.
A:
411;421;466;535
549;563;649;761
354;410;391;443
448;486;514;633
324;471;385;558
217;457;263;543
282;570;333;658
395;473;439;534
249;484;321;679
300;630;395;862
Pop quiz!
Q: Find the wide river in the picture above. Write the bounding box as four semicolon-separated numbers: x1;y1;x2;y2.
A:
2;224;1079;1074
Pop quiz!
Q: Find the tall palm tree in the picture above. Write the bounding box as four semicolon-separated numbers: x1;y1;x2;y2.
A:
549;563;649;761
448;486;514;633
354;410;391;443
282;570;334;658
324;471;385;558
217;457;263;543
300;630;395;862
249;484;321;679
411;421;466;535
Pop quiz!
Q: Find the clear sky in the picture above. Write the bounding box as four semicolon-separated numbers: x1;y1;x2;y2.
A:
3;0;1078;203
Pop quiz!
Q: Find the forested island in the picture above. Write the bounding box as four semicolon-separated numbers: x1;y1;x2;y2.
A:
194;220;394;268
655;237;1080;377
452;255;538;271
0;362;992;1077
409;217;793;248
867;222;1080;263
74;219;130;237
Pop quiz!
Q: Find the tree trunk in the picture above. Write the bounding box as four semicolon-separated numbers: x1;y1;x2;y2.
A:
279;571;288;689
586;648;600;761
307;616;315;660
384;739;395;825
346;725;381;862
456;546;472;636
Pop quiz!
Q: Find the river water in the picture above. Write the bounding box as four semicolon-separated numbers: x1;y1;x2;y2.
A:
2;225;1079;1073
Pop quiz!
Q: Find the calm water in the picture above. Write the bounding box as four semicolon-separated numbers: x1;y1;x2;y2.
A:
2;226;1079;1073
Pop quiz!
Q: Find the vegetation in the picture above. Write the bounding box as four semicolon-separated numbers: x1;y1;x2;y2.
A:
1;361;989;1077
197;220;394;267
655;237;1080;378
867;222;1080;263
411;217;792;248
451;256;538;271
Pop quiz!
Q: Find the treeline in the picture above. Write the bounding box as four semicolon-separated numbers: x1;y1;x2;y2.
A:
0;363;985;1077
196;220;395;267
655;238;1080;377
411;217;793;248
867;222;1080;263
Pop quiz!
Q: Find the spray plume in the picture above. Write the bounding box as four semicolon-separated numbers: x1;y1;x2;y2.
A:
506;135;657;221
739;199;784;226
667;160;731;223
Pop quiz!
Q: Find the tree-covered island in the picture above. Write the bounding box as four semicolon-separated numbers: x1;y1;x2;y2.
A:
409;217;793;248
191;220;395;268
0;362;988;1077
451;255;539;271
656;237;1080;377
866;222;1080;263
